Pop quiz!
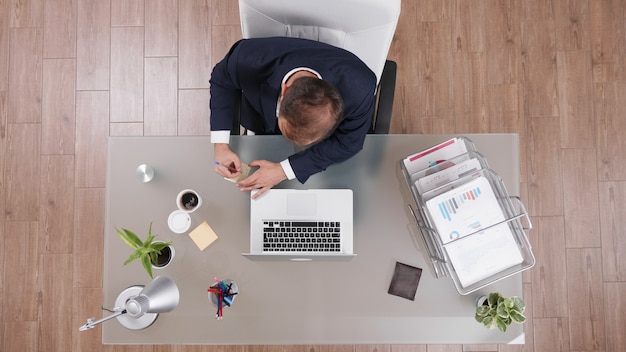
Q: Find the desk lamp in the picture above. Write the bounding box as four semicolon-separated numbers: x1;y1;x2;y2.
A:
79;276;180;331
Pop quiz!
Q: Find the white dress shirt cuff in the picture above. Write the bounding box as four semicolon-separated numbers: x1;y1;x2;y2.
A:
280;159;296;180
211;130;231;144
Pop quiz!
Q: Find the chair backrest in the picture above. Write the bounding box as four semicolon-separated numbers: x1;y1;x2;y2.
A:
238;0;401;84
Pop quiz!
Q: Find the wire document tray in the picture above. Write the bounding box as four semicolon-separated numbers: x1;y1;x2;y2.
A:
400;137;535;295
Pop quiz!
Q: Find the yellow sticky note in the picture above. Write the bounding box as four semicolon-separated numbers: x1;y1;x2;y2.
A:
188;221;219;251
224;163;251;183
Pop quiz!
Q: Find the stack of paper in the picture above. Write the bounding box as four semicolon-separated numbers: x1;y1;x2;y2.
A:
403;137;524;288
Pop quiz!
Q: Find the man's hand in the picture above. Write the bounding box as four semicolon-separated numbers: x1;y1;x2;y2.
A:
237;160;287;199
213;143;241;178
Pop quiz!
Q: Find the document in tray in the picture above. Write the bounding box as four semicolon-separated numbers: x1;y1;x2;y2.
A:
425;176;523;287
415;158;483;194
403;138;469;176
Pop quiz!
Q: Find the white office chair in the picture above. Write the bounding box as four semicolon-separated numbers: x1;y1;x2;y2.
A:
234;0;401;134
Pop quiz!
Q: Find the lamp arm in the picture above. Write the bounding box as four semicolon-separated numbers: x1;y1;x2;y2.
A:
78;308;126;331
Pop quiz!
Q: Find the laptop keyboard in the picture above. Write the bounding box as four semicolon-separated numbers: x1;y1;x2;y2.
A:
262;220;341;252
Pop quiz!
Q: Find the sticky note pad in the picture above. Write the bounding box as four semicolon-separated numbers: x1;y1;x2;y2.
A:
224;163;251;183
188;221;219;251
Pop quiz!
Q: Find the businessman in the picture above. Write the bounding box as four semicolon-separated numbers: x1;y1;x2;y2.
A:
210;37;377;197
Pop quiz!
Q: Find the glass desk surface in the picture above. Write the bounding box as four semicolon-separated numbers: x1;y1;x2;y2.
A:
103;134;526;345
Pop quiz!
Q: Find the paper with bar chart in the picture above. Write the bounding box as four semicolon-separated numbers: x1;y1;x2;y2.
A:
425;176;523;287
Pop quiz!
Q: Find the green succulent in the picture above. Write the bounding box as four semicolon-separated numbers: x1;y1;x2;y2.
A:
475;292;526;332
116;223;172;278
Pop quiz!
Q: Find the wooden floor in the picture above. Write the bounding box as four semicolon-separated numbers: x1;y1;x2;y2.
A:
1;0;625;351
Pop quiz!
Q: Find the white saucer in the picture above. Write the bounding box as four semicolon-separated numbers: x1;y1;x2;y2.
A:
168;210;191;234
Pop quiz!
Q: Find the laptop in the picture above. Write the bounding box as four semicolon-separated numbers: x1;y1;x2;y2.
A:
242;189;356;261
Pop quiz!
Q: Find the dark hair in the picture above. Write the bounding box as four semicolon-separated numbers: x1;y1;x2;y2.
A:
278;77;344;146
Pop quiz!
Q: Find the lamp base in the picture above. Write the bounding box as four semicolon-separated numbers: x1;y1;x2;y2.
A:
115;286;158;330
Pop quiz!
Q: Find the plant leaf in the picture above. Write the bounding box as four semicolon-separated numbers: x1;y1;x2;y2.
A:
496;303;509;319
141;254;153;278
496;318;508;332
123;250;143;265
151;241;171;252
510;310;526;323
476;305;490;317
488;292;501;307
511;296;525;313
116;227;143;249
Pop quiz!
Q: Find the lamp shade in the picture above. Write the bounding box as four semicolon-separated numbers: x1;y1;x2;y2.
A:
125;276;180;317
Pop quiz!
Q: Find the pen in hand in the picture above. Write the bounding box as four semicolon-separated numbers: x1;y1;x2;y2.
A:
214;161;238;173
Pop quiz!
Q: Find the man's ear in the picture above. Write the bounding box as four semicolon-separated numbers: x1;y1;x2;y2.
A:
280;83;289;97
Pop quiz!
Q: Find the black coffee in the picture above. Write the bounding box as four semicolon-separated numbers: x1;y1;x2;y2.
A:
181;192;198;210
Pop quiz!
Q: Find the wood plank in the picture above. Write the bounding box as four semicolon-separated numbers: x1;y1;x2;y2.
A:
110;122;144;136
210;0;240;25
599;181;626;282
556;50;595;148
75;91;109;188
9;0;43;27
76;0;110;90
0;223;4;292
43;0;77;58
0;92;7;219
355;345;391;352
39;254;73;351
144;57;178;136
41;58;76;154
521;0;554;20
71;288;103;351
520;20;559;118
73;188;104;288
387;0;419;87
4;123;40;221
415;0;454;22
111;0;144;26
604;282;626;352
566;248;606;350
529;216;569;318
453;52;488;132
110;26;144;123
560;148;601;248
39;155;74;254
210;25;242;69
553;0;591;51
2;322;38;352
2;221;39;321
145;0;178;57
485;0;521;84
527;117;563;217
453;0;486;53
391;345;427;352
179;0;212;89
486;84;520;132
179;89;211;136
533;318;569;352
0;0;9;91
461;344;497;351
410;23;453;121
589;0;625;82
421;345;461;352
594;82;626;181
8;27;43;123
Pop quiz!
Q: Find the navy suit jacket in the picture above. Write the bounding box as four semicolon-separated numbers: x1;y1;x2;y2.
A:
209;37;377;183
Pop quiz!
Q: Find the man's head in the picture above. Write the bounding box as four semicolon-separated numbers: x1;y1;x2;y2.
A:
277;76;344;147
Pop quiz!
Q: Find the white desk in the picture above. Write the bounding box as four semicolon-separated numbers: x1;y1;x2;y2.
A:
103;134;525;344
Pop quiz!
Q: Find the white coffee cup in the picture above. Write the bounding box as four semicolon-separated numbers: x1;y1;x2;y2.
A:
176;189;202;213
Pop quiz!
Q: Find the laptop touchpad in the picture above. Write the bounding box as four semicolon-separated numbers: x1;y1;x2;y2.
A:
287;193;317;217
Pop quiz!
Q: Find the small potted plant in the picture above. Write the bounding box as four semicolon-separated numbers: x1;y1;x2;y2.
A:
475;292;526;332
116;223;174;278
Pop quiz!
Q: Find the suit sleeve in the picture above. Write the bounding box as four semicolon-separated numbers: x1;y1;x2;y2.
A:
209;41;243;132
288;86;376;183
